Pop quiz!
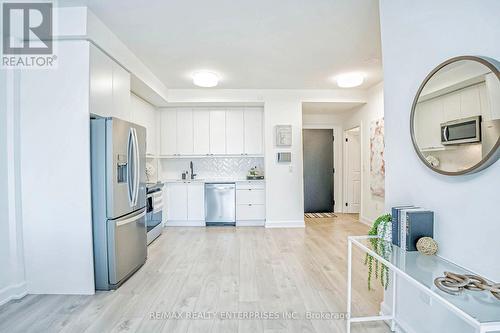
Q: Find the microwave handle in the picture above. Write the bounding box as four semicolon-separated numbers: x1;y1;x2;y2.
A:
442;126;449;142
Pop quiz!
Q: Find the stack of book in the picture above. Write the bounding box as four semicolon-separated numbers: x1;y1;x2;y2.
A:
391;206;434;251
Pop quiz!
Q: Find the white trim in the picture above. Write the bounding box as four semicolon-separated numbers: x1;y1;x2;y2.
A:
236;220;265;227
164;220;206;227
0;282;27;306
265;220;305;228
359;215;372;226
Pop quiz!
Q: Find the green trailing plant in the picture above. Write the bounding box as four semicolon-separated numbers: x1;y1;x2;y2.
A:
365;214;392;290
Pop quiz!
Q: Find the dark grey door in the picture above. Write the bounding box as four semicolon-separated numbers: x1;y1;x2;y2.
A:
303;129;334;213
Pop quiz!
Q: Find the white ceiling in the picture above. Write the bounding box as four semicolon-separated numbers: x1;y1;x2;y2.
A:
81;0;382;89
302;102;364;114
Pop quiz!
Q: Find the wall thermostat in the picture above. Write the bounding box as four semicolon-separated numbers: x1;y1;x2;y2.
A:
277;152;292;163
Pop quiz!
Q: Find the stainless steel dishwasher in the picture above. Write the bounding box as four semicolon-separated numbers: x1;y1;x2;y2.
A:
205;183;236;226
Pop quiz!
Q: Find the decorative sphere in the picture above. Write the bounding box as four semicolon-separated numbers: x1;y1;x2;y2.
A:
416;237;438;255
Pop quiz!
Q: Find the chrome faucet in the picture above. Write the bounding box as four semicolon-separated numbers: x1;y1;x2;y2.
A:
190;161;197;180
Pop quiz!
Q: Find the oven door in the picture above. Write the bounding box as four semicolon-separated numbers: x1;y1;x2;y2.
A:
441;116;481;145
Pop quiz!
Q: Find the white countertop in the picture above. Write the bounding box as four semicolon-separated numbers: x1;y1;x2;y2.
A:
161;178;265;184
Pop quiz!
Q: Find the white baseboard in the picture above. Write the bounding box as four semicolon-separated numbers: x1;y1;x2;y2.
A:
164;220;205;227
265;220;305;228
360;215;372;226
0;282;28;306
236;220;265;227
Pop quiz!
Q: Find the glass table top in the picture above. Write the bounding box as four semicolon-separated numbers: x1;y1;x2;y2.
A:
351;236;500;324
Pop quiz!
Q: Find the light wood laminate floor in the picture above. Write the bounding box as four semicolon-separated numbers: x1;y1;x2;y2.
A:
0;214;390;333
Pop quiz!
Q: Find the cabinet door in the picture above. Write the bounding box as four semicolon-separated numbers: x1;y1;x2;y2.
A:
460;85;481;118
176;110;194;155
226;110;245;154
130;94;157;156
193;110;210;155
244;109;263;155
160;110;177;155
187;183;205;221
209;110;226;154
89;45;113;118
167;183;187;221
442;92;461;122
112;62;131;121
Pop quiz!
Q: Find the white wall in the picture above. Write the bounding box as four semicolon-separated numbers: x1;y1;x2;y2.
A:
380;0;500;331
0;70;27;305
166;89;367;227
343;83;385;223
19;41;95;295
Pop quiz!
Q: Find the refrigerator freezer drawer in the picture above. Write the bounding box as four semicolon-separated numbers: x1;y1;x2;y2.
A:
107;209;147;286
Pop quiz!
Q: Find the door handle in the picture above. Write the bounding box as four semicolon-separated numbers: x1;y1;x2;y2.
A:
127;128;134;206
116;210;146;227
133;128;140;206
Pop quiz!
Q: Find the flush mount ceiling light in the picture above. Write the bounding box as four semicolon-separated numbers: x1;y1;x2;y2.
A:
335;72;365;88
192;71;219;87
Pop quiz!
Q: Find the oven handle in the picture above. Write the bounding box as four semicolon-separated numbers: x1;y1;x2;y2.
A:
442;126;449;142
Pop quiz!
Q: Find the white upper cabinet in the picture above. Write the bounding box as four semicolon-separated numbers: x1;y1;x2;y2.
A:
244;109;263;155
442;92;461;123
209;110;226;154
89;45;131;122
158;107;263;157
193;110;210;155
225;109;244;154
176;110;194;155
130;94;158;156
160;110;177;155
460;85;481;118
112;62;131;121
90;46;113;118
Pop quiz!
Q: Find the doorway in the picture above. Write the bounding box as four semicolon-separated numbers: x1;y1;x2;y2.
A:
344;127;361;214
302;129;334;213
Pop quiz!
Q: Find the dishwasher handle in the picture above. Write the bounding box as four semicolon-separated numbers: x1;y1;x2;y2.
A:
205;183;235;191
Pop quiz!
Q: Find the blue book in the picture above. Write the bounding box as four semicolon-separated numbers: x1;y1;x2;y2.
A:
405;211;434;251
391;206;414;246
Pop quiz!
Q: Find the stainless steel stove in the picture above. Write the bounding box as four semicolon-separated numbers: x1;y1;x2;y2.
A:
146;183;164;245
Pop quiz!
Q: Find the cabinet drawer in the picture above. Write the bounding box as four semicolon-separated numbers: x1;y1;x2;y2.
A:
236;204;265;220
236;181;265;190
236;189;265;205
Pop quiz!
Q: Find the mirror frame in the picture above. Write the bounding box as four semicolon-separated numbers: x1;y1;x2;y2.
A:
410;55;500;176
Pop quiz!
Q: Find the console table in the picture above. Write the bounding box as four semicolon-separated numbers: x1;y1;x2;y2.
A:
347;235;500;333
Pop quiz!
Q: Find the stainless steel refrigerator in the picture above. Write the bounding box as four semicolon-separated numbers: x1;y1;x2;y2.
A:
90;117;147;290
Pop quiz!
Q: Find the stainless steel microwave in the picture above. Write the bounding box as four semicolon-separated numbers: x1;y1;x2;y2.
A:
441;116;481;145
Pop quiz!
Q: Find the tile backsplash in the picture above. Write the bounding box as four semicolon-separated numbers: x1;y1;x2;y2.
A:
159;157;264;180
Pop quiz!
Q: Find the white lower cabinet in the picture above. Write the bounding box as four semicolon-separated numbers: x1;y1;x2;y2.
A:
166;182;205;224
166;183;188;221
166;181;265;226
236;181;266;226
187;183;205;221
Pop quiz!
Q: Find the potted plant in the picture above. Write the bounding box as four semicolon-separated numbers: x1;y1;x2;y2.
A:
365;214;392;290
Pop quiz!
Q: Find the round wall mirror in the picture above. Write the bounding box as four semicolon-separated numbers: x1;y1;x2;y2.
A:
411;56;500;175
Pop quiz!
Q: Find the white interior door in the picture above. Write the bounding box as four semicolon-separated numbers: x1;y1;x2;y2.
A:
345;129;361;213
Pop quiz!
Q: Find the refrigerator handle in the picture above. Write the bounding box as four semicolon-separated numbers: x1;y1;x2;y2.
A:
127;128;135;206
132;128;140;206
